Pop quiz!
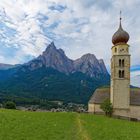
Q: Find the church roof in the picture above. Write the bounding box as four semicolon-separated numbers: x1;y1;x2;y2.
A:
112;12;129;45
89;88;140;106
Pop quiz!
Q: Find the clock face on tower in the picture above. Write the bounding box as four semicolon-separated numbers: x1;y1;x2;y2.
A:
120;48;125;53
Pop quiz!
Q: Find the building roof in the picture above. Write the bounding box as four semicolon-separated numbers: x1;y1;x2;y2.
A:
112;16;129;45
89;88;140;106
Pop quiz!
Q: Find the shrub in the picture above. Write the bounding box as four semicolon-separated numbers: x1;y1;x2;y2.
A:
0;103;3;108
100;99;113;117
4;101;16;109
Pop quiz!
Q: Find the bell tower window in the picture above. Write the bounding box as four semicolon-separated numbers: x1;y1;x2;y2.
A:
122;70;124;78
119;70;125;78
115;48;117;53
119;59;121;67
119;70;122;78
122;59;124;67
119;59;125;67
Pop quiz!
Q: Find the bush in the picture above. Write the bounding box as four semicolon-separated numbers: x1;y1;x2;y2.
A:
0;104;3;108
100;99;113;117
4;101;16;109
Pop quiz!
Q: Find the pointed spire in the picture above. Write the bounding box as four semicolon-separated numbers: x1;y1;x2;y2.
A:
120;10;122;21
112;11;129;45
119;10;122;29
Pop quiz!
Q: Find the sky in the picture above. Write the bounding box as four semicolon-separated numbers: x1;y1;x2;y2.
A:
0;0;140;80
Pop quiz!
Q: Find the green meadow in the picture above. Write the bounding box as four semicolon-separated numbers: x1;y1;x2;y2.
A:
0;109;140;140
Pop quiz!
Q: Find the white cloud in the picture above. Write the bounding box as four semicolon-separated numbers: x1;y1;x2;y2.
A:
131;70;140;87
0;0;139;69
131;70;140;78
0;55;5;62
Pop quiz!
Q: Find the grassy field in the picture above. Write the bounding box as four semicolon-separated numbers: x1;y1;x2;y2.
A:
0;109;140;140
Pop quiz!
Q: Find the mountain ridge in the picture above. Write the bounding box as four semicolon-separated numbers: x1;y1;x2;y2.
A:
20;42;109;78
0;63;15;70
0;42;110;104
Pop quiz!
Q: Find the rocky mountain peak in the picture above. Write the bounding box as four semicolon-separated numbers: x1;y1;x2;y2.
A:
81;53;96;59
99;59;104;63
74;54;109;78
58;48;65;55
79;53;98;65
22;42;109;78
98;59;108;74
43;42;65;56
45;42;56;50
25;42;73;74
43;42;58;55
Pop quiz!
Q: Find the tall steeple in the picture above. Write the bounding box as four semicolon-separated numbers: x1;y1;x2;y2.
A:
112;11;129;45
110;12;130;117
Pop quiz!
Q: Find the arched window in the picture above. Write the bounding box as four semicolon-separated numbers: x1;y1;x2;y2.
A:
119;59;125;67
122;59;124;67
119;70;125;78
115;48;117;53
122;70;124;78
119;59;121;67
119;70;122;78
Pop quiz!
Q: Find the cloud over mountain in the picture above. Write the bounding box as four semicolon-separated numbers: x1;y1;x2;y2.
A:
0;0;140;70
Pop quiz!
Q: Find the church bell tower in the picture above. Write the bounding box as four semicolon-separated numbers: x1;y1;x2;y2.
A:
111;12;130;115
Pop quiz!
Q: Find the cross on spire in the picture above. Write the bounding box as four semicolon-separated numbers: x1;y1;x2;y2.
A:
119;10;122;29
120;10;122;21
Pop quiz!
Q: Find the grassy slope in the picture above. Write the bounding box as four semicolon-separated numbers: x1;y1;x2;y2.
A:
0;109;140;140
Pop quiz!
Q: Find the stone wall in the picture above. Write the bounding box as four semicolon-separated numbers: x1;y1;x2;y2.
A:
88;103;103;114
111;43;130;110
113;108;130;118
111;79;130;109
88;103;140;120
130;105;140;120
88;103;95;113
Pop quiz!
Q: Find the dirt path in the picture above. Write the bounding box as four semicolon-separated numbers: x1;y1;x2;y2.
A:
76;114;91;140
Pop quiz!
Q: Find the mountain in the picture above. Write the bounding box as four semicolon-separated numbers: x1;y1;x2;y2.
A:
0;42;110;104
0;63;14;70
22;42;109;78
74;54;108;78
24;42;73;74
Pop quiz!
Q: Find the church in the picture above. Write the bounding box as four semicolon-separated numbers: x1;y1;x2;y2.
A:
88;15;140;120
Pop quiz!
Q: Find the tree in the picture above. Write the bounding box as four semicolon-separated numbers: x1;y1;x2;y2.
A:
100;99;113;117
4;101;16;109
0;103;2;108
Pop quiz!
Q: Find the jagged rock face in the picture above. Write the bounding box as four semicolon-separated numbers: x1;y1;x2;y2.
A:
74;54;108;78
24;42;73;74
41;42;73;74
21;42;109;77
98;59;108;74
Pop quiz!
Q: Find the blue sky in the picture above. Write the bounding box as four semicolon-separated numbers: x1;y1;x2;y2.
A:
0;0;140;79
